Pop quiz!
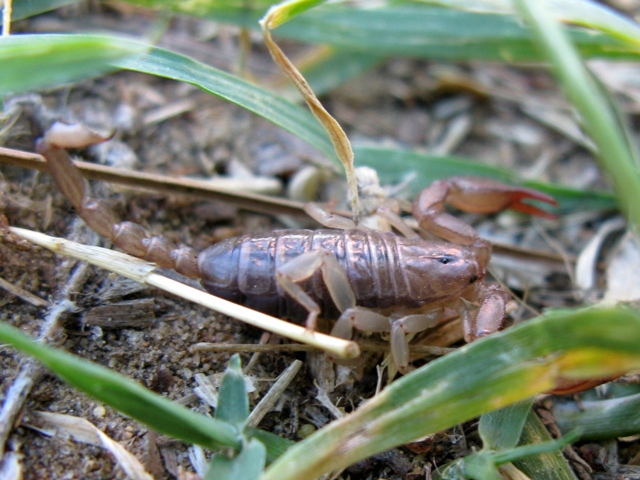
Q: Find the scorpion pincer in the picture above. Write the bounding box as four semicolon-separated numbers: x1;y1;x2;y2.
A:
37;122;557;373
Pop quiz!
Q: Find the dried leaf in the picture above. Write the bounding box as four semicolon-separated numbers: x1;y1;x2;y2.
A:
31;411;153;480
574;217;625;291
260;4;360;220
603;231;640;303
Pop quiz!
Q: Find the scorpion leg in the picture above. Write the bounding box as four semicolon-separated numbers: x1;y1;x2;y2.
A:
390;309;445;373
413;176;558;245
304;203;357;229
276;250;356;331
374;202;418;238
460;284;512;343
331;307;444;373
330;308;390;340
306;200;418;238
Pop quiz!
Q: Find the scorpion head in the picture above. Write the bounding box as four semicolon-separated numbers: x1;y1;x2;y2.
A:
398;239;486;302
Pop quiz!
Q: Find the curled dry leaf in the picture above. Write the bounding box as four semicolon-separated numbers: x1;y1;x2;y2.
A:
603;231;640;304
575;217;626;292
29;411;153;480
260;5;361;221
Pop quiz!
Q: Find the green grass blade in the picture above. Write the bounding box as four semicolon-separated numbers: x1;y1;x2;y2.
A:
262;305;640;479
439;415;579;479
479;399;534;451
1;0;79;23
423;0;640;47
275;5;638;61
207;438;266;480
521;180;617;214
554;392;640;441
514;0;640;235
0;34;145;95
216;354;249;428
440;453;503;480
118;2;640;61
245;428;294;464
514;411;578;480
0;320;240;450
492;430;581;465
262;0;327;29
118;0;273;26
115;43;339;166
354;146;617;214
299;50;382;97
0;33;339;167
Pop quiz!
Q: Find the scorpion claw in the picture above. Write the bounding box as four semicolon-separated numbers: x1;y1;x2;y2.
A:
413;177;558;244
499;191;558;219
507;200;556;219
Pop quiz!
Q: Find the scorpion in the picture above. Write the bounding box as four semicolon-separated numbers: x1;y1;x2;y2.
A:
36;121;557;373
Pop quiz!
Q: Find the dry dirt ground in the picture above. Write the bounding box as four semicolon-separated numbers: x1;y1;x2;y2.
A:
1;3;640;479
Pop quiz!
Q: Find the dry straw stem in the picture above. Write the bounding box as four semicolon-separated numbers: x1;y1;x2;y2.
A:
260;2;361;222
2;0;11;36
0;275;48;307
8;226;360;360
0;146;306;218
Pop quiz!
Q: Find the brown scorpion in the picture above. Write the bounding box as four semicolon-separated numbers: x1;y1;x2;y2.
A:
36;122;557;373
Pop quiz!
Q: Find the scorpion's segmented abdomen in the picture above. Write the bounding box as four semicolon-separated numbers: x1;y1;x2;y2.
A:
197;229;449;321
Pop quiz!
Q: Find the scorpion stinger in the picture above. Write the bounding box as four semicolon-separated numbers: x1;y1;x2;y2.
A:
37;122;201;279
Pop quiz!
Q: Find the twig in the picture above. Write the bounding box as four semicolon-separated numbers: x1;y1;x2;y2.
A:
191;342;321;354
247;359;302;427
191;341;455;356
0;276;48;308
0;146;306;218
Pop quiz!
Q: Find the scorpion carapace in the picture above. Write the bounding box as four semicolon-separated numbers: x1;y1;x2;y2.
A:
37;121;558;374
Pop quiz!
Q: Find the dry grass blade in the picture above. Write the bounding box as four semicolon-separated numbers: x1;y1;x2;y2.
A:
191;343;321;353
260;4;361;221
29;411;153;480
603;232;640;303
0;451;20;480
574;217;626;292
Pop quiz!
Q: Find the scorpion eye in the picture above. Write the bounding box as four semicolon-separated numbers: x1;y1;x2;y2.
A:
437;255;455;265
